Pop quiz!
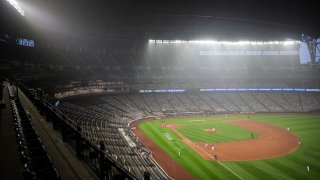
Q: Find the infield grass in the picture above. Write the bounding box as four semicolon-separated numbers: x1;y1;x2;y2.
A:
177;122;259;143
139;114;320;180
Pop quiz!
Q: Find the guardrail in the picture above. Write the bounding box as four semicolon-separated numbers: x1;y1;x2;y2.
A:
18;84;140;180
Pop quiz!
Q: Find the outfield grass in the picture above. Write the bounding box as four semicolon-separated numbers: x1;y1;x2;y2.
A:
139;114;320;179
176;122;259;143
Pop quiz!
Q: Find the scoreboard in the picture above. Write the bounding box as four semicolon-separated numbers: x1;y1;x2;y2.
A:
16;38;35;47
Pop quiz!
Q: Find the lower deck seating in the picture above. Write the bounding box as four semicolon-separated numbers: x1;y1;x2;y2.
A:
56;91;320;179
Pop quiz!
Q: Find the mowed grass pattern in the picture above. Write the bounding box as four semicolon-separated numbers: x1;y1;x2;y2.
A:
139;114;320;179
176;122;259;143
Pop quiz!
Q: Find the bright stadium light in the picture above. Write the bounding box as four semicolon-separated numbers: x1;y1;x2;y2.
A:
6;0;25;16
149;39;300;45
283;40;299;45
239;41;250;45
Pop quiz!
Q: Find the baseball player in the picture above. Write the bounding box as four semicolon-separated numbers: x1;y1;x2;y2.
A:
211;143;215;151
307;163;310;172
214;154;218;161
205;142;208;148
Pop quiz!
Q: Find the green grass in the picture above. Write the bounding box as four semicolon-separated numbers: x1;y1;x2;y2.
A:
139;114;320;179
176;122;259;143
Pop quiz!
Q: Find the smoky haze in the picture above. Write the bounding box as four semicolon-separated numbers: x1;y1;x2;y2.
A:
3;0;319;41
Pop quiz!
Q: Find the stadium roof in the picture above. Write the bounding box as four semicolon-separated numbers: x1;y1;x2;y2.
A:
1;0;319;41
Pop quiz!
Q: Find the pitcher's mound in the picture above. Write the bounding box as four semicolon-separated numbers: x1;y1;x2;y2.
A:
204;128;216;133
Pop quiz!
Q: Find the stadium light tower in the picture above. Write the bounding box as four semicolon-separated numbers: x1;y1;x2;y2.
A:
6;0;25;16
302;34;319;64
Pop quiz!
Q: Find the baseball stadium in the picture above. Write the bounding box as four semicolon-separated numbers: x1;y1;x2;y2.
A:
1;0;320;180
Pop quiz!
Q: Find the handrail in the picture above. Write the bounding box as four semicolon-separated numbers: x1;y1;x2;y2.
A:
19;83;139;180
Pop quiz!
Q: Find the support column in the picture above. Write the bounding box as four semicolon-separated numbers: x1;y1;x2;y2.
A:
99;141;106;180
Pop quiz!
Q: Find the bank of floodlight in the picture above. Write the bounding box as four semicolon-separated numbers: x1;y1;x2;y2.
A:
6;0;25;16
239;41;251;45
149;39;300;45
283;41;297;45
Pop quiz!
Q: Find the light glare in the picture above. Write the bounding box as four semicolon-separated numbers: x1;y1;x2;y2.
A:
6;0;24;16
149;39;300;45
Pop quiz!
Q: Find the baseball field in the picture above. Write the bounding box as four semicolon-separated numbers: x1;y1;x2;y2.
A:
131;114;320;179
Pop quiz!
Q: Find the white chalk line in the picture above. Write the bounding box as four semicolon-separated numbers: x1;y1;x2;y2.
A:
196;144;291;180
170;127;243;179
218;161;244;180
195;145;243;180
166;122;293;179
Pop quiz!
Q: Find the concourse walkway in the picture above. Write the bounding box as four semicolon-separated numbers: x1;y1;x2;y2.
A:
0;82;97;180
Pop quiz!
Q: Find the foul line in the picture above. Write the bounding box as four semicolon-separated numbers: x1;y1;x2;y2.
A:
218;161;244;180
196;144;291;179
170;126;243;179
164;122;294;179
195;144;292;179
195;145;243;180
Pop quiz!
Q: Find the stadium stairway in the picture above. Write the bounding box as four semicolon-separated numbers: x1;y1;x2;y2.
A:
16;87;97;180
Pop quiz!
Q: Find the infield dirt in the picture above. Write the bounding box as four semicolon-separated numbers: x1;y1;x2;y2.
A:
131;119;300;179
